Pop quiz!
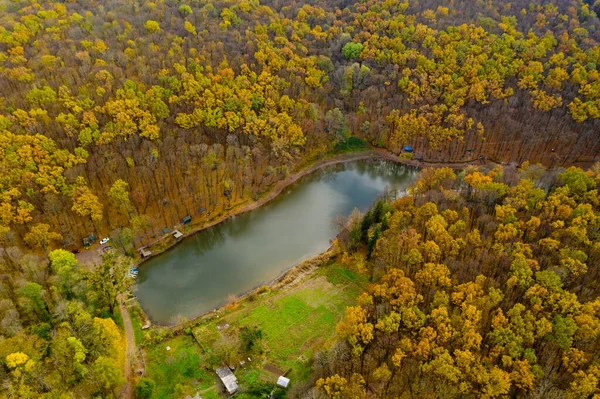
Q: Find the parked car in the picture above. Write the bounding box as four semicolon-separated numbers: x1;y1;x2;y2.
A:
100;237;110;245
71;249;80;254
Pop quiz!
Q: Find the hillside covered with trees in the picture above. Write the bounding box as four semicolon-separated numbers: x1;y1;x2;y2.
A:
1;0;600;397
1;0;600;249
311;163;600;398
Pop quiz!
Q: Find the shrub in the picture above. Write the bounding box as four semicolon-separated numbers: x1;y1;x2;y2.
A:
135;378;155;399
256;285;270;294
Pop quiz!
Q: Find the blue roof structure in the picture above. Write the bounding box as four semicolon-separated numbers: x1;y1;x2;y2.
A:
404;146;413;152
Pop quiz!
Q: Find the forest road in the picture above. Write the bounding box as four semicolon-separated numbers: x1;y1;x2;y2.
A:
119;298;136;399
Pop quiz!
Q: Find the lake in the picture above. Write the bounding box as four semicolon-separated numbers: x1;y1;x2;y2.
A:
135;160;419;324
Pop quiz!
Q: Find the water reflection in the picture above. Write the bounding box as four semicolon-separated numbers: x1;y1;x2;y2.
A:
135;160;419;324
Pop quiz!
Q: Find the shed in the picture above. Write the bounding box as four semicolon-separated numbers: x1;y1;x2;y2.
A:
162;227;170;234
182;215;192;225
216;366;238;394
277;376;290;388
403;146;413;152
139;248;152;258
173;230;183;239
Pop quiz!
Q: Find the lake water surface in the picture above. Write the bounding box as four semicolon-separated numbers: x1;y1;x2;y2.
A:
135;160;418;324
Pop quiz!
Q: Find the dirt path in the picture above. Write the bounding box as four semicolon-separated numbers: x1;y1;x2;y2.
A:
73;245;104;269
119;298;136;399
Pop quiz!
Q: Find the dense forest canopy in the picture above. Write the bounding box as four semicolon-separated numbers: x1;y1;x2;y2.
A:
0;0;599;397
0;0;600;248
311;163;600;398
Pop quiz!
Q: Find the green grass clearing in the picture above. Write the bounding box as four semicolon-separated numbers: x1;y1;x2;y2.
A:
333;137;369;153
145;335;215;399
144;263;367;396
195;263;366;382
128;303;146;346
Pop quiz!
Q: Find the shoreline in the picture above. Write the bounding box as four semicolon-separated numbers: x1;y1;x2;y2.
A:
134;147;471;267
132;147;478;327
164;246;338;330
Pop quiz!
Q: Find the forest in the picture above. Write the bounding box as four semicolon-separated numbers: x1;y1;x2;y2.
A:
1;0;600;249
0;0;599;397
310;163;600;398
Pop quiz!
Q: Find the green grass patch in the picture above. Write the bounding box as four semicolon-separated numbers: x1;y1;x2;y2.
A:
216;264;364;381
322;264;367;286
112;307;124;330
200;390;221;399
191;324;220;351
143;264;366;393
145;335;214;399
237;368;261;387
333;137;368;153
128;304;145;346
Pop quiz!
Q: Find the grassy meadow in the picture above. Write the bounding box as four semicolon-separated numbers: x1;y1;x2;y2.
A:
142;263;366;398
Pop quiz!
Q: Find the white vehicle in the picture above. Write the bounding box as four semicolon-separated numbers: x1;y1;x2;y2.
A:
100;238;110;245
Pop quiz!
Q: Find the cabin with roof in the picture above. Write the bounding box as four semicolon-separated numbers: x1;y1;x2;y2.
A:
139;248;152;259
173;230;183;239
216;366;238;395
277;376;290;388
182;215;192;225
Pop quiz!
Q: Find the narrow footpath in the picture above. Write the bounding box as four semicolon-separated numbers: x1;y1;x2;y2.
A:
120;298;136;399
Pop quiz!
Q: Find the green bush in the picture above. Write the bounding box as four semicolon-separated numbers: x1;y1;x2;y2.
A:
240;326;263;353
398;152;414;160
334;137;368;153
135;378;155;399
256;285;270;294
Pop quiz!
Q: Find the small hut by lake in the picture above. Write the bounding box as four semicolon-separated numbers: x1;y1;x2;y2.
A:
173;230;183;240
139;248;152;259
216;366;238;395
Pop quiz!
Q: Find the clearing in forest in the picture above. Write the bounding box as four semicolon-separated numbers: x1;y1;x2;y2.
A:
194;264;367;381
142;264;366;398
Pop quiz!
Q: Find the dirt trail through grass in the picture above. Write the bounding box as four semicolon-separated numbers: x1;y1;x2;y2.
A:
119;298;136;399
